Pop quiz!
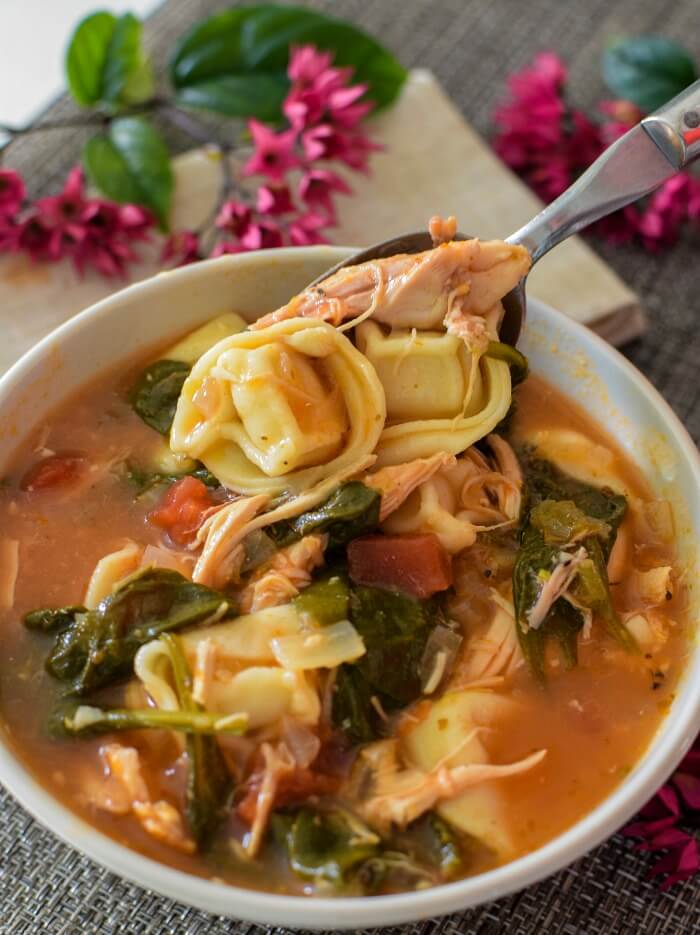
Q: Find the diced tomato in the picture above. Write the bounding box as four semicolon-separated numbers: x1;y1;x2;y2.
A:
21;454;87;492
236;767;340;826
347;533;452;598
148;476;215;546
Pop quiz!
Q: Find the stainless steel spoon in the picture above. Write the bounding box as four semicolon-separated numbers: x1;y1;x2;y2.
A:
311;80;700;346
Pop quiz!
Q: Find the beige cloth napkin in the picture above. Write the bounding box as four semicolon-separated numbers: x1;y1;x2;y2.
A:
0;70;643;377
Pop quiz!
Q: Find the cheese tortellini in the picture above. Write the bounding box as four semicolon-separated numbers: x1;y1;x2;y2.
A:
170;318;386;495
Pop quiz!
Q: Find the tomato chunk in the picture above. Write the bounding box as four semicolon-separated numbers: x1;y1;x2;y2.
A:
21;454;87;492
237;767;340;826
347;533;452;598
148;476;215;546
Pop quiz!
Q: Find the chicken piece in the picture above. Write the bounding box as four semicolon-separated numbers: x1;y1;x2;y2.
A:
429;214;457;245
101;744;195;854
239;534;327;613
460;591;523;681
354;738;545;832
132;800;196;855
526;547;588;631
252;236;531;347
363;452;456;521
486;434;523;520
193;494;269;588
191;637;217;707
245;742;295;858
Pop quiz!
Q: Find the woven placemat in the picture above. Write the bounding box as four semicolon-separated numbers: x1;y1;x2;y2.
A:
2;1;700;932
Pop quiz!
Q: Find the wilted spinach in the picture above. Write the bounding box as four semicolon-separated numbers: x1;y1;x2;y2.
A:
129;359;190;435
51;699;247;739
26;568;227;696
331;585;440;743
162;633;233;848
24;605;87;633
513;455;632;680
266;482;380;550
125;460;219;496
486;341;529;386
294;573;350;625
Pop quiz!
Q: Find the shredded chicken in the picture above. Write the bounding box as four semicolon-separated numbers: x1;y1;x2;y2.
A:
354;739;546;831
132;800;196;854
363;452;456;521
461;590;523;681
193;494;269;588
252;232;530;351
429;214;457;245
527;547;588;631
101;744;195;854
141;543;194;578
486;434;523;519
245;742;295;858
239;533;327;613
0;539;19;609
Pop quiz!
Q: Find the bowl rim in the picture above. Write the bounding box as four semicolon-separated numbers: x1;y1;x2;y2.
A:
0;247;699;929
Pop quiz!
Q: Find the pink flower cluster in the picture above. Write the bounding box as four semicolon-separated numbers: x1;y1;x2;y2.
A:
623;738;700;888
492;52;700;251
0;166;153;276
165;45;379;264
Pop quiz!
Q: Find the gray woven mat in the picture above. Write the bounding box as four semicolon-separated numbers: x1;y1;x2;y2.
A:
2;1;700;932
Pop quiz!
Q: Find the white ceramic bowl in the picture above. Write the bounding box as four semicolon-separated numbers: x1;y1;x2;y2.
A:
0;248;699;929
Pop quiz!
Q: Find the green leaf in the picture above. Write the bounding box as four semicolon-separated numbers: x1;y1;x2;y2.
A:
281;807;380;884
65;11;153;109
170;4;406;118
124;461;219;497
84;117;173;228
30;568;228;696
294;573;350;626
486;341;529;386
53;701;247;738
129;359;191;435
24;605;87;633
66;12;118;107
267;482;380;550
603;37;697;112
102;14;154;106
175;74;289;121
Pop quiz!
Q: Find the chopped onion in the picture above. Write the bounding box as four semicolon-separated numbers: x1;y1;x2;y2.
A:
142;544;194;576
281;716;321;768
420;624;463;694
270;620;365;670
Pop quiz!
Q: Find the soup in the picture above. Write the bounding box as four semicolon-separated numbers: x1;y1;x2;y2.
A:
0;227;690;896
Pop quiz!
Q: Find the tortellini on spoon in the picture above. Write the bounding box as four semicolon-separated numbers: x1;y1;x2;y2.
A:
170;317;386;495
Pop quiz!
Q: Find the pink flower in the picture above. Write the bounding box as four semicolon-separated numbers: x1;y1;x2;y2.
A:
239;219;284;251
0;169;25;218
637;174;700;250
243;120;300;180
323;84;372;129
162;230;200;267
210;239;246;258
624;738;700;888
298;169;351;221
288;45;335;86
302;124;381;172
216;200;252;237
256;184;294;215
289;212;328;246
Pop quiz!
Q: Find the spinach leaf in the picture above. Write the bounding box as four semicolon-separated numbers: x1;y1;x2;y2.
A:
129;359;190;435
513;456;631;680
24;605;86;633
428;813;463;879
277;807;380;884
522;454;627;559
30;568;227;696
83;117;173;229
162;633;232;847
486;341;529;386
603;37;697;112
294;573;350;626
170;5;406;118
51;699;247;738
267;482;380;549
331;585;439;742
66;11;153;110
125;461;218;496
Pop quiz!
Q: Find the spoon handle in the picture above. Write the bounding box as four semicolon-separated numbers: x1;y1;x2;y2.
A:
506;78;700;264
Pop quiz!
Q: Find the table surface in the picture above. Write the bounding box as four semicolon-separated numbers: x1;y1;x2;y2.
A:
2;1;700;933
